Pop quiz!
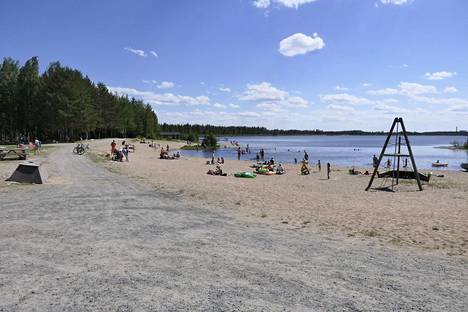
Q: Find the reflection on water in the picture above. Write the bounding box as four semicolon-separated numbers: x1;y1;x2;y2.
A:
179;135;468;170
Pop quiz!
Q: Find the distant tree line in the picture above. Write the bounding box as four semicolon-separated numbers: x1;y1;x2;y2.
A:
0;56;159;143
160;123;468;137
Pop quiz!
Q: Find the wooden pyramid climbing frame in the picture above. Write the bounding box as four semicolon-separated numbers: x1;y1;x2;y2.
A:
365;117;423;191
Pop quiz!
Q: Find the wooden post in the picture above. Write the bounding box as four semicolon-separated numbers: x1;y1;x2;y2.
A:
399;118;423;191
396;136;401;185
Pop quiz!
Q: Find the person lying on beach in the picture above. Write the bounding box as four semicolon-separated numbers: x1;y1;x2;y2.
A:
301;161;310;175
276;164;285;175
349;167;362;175
207;165;227;176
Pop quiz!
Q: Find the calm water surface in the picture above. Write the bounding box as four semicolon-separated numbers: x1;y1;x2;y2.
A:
179;135;468;170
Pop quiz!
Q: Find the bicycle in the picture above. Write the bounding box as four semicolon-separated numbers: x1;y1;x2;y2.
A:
73;143;89;155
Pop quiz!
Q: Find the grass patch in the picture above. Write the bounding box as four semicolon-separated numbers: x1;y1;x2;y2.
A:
180;144;220;151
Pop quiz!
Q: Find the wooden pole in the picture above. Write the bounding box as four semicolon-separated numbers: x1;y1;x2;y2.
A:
396;135;401;185
399;118;423;191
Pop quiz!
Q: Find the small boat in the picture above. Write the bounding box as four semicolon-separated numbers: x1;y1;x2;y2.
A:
432;162;448;167
461;163;468;171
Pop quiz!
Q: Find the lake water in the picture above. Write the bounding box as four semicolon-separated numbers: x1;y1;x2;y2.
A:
179;135;468;170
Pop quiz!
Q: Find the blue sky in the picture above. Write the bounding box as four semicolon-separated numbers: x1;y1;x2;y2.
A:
1;0;467;131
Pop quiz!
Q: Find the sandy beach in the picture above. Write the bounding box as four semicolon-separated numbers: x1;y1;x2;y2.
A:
89;139;468;257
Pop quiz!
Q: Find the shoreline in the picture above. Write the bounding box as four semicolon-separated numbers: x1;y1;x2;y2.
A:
88;139;468;258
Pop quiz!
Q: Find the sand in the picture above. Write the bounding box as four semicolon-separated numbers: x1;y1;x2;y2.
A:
2;145;467;311
88;139;468;257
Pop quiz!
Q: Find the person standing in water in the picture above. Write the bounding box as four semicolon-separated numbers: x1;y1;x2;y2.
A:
304;150;309;162
237;148;241;160
372;154;378;168
327;162;331;179
318;160;321;171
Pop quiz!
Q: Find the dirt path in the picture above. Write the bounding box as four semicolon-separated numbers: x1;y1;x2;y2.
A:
0;146;466;311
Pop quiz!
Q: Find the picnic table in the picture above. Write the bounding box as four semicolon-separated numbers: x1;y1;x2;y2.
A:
0;147;28;160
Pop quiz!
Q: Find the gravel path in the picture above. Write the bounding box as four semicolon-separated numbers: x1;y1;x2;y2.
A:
0;146;466;311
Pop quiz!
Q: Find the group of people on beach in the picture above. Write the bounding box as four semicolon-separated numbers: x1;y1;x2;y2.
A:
110;140;129;162
18;136;41;154
160;144;180;160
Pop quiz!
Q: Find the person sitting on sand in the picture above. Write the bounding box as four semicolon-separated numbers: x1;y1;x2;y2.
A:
160;148;168;159
269;157;275;165
301;161;310;175
207;165;227;176
221;157;225;164
276;163;285;175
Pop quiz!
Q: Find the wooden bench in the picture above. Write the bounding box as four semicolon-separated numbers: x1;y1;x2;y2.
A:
0;148;27;160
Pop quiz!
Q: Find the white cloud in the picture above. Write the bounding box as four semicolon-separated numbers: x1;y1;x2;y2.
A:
157;81;175;89
279;33;324;57
373;103;408;114
326;104;356;113
362;83;372;87
108;87;210;106
320;93;372;105
424;71;456;80
213;103;227;109
219;87;231;92
229;104;240;109
380;0;414;5
335;85;350;91
124;47;147;57
239;82;310;108
150;50;158;58
443;86;458;93
253;0;317;9
240;82;287;101
368;82;437;97
367;88;399;96
253;0;271;8
399;82;437;96
286;96;309;108
256;103;286;112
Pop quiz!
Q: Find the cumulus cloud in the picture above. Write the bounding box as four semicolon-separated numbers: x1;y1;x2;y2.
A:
213;103;227;109
239;82;310;109
240;82;288;101
320;93;372;105
368;82;437;97
150;50;158;58
108;87;209;106
253;0;317;9
380;0;414;5
424;71;456;80
335;86;350;91
256;103;286;112
219;87;231;92
157;81;175;89
362;83;372;87
124;47;147;57
326;104;356;113
229;104;240;109
443;86;458;93
279;33;324;57
399;82;437;96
